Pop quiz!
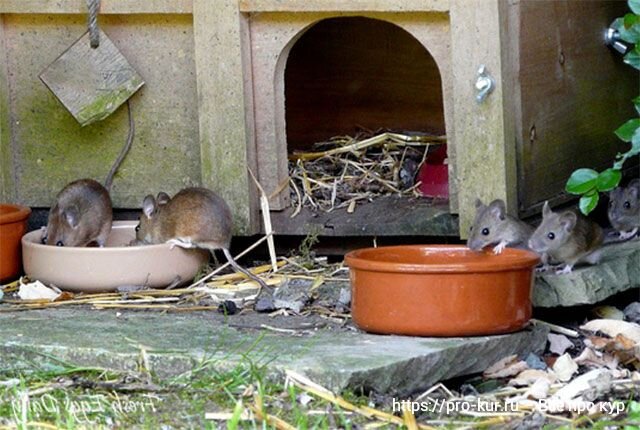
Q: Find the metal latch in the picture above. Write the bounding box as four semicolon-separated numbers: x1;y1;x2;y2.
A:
475;65;495;104
605;21;629;54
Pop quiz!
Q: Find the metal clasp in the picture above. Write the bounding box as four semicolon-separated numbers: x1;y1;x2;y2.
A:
605;22;629;55
475;65;495;104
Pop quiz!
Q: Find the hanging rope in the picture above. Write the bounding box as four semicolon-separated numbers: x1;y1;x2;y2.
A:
86;0;100;48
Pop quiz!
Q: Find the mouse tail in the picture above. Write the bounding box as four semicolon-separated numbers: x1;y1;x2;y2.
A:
222;248;271;292
105;99;135;191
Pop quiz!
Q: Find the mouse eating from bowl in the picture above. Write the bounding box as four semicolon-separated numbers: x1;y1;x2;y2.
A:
42;100;135;248
467;199;534;254
133;187;275;311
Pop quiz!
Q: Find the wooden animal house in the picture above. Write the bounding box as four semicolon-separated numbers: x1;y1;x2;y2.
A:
0;0;635;237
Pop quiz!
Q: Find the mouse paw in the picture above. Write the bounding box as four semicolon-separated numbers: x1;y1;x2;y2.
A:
492;241;508;255
555;265;573;275
619;228;639;241
167;238;193;250
535;264;550;273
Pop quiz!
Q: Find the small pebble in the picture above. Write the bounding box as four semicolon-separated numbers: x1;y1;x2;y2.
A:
525;352;547;370
254;296;276;313
217;300;238;315
459;383;479;396
624;302;640;324
338;288;351;306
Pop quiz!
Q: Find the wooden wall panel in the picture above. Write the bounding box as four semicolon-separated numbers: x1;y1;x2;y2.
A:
2;14;201;208
517;0;637;213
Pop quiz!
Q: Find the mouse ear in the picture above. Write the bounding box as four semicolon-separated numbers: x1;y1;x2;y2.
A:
542;201;552;217
156;192;171;205
628;179;639;198
475;198;485;209
488;199;506;220
559;211;577;232
64;206;80;229
608;187;620;200
142;195;157;219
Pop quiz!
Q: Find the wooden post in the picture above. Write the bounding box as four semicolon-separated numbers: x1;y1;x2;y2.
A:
192;0;257;234
0;16;14;202
450;0;518;238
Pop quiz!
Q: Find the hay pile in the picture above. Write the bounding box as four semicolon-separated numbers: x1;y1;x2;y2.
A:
288;131;446;215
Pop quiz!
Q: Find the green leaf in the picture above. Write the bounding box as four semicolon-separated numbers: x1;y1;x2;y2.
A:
566;168;598;195
624;46;640;69
631;128;640;155
629;0;640;14
617;15;640;43
634;95;640;115
579;193;599;215
596;168;622;191
624;12;639;28
615;118;640;142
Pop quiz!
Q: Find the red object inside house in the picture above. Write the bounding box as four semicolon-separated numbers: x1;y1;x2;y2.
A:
418;144;449;198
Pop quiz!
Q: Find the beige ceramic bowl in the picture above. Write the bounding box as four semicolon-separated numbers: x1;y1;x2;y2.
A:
22;221;209;292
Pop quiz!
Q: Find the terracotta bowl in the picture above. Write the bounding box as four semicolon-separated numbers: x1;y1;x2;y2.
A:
345;245;540;337
0;204;32;282
22;221;209;292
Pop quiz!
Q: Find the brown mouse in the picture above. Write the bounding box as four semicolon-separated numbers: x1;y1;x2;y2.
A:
42;101;134;247
608;179;639;240
528;201;604;274
467;199;534;254
135;187;274;309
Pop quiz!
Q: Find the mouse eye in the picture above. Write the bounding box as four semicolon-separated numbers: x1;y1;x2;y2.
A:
481;228;489;236
547;232;555;240
624;201;631;209
56;241;64;247
135;225;140;232
469;225;473;231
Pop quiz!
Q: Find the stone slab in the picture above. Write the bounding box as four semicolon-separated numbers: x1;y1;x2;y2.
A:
533;238;640;308
0;308;547;396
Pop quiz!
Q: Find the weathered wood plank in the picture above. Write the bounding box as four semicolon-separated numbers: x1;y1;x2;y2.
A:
270;196;458;237
193;0;256;234
450;0;518;238
239;0;449;13
517;0;636;215
0;16;14;202
0;0;192;14
39;29;144;127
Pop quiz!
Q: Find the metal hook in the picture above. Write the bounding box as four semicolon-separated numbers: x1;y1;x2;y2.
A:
604;21;628;55
475;65;495;104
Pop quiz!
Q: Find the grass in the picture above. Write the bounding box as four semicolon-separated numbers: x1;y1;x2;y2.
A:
0;348;373;429
1;340;639;429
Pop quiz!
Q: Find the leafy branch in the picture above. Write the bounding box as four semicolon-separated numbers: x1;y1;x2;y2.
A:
565;0;640;214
